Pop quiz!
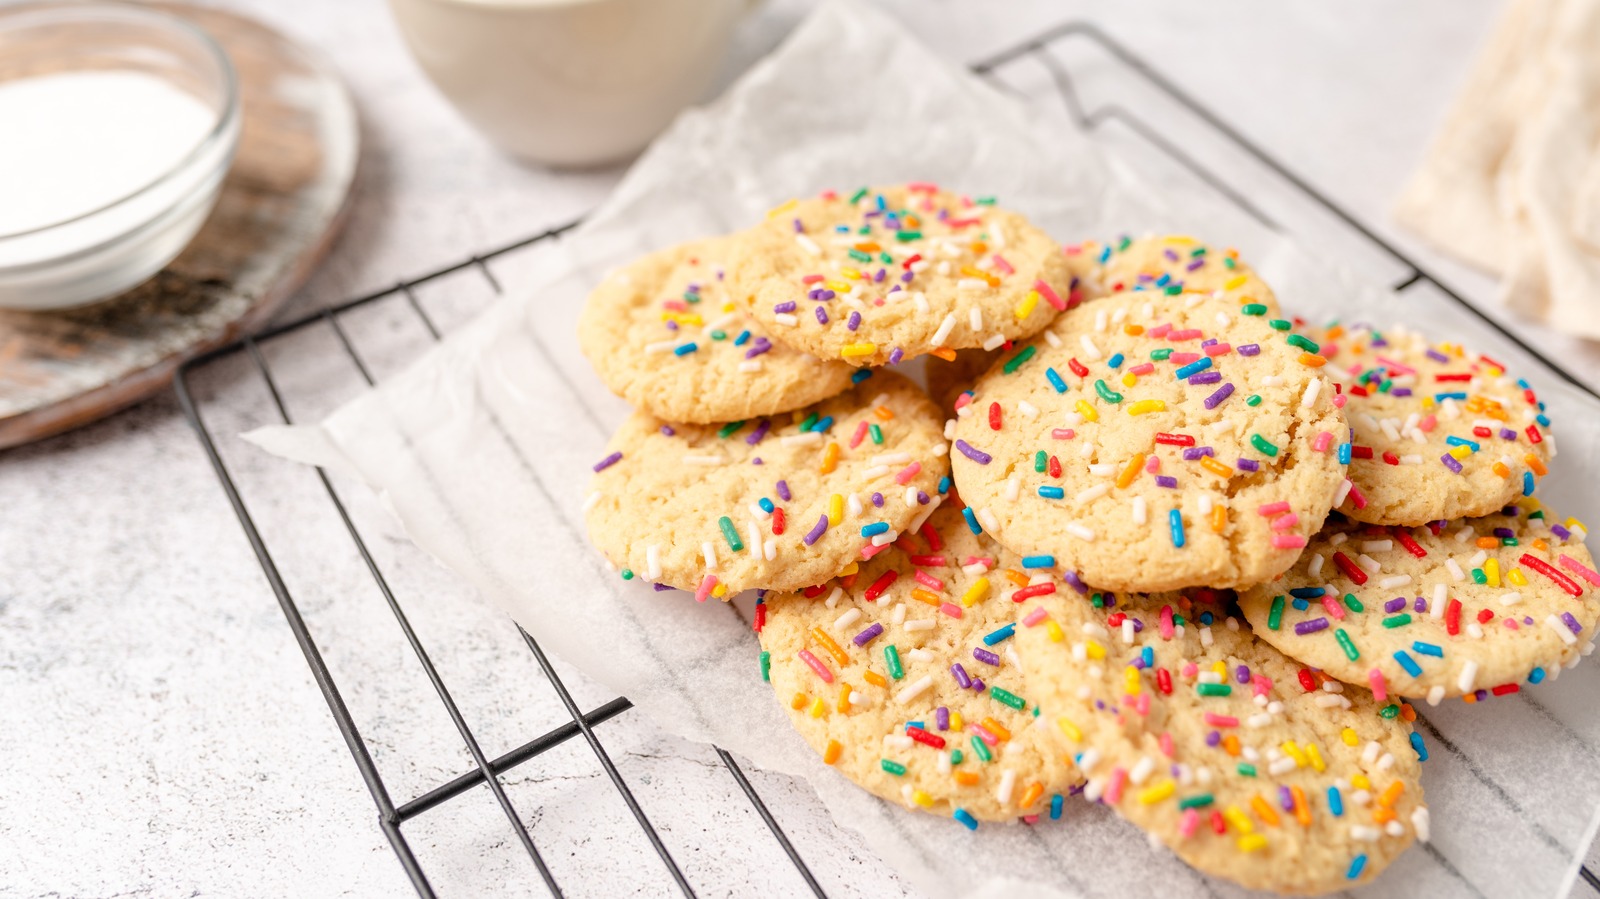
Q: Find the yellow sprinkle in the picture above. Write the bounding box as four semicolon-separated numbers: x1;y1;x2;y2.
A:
712;583;727;598
1484;558;1500;587
1447;445;1471;461
1421;395;1436;408
1045;619;1065;642
766;198;797;218
1075;399;1099;422
1137;780;1176;804
1085;640;1106;660
1352;773;1371;791
1280;741;1307;767
809;697;827;718
823;739;842;764
1056;717;1083;742
962;577;990;607
721;302;736;313
841;343;878;358
1341;727;1359;747
1237;834;1268;852
1124;665;1142;695
1306;742;1326;773
839;562;859;578
1223;806;1254;834
840;267;863;280
950;712;963;730
1127;399;1166;416
823;279;852;292
828;494;844;526
911;790;934;808
820;441;841;474
1508;568;1528;587
1015;290;1040;320
837;683;853;713
1121;372;1137;387
1116;453;1146;489
1250;794;1281;827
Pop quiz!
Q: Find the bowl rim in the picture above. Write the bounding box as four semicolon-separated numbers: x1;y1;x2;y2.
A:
0;0;241;243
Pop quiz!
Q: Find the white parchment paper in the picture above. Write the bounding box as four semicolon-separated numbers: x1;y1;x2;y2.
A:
245;4;1600;896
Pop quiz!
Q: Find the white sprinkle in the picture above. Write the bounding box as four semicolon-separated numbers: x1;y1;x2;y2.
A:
795;234;822;256
1430;584;1448;618
1129;756;1155;785
1412;807;1431;843
781;433;823;447
930;313;956;347
1333;479;1353;507
1307;553;1325;579
738;360;763;373
1094;309;1108;333
825;587;845;609
904;619;935;633
1002;474;1021;502
969;307;983;331
1547;614;1578;645
834;608;863;631
747;521;761;558
1066;522;1096;541
1456;660;1478;693
913;292;930;314
644;339;679;354
981;333;1007;351
958;278;989;290
848;493;864;517
1076;483;1111;504
1377;574;1412;589
1131;496;1147;525
764;539;776;561
1044;330;1062;349
891;603;907;625
1357;554;1382;575
1444;558;1465;582
582;492;601;513
702;542;717;570
895;676;934;704
1361;540;1392;553
862;465;890;480
645;545;662;580
997;769;1017;806
1426;685;1445;706
978;507;1000;534
774;313;798;326
1079;335;1102;360
1501;591;1522;605
1017;401;1039;417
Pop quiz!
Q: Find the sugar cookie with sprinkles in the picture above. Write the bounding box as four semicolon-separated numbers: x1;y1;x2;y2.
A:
1096;234;1280;315
728;184;1074;368
585;371;947;595
1238;506;1598;705
1310;321;1554;525
1015;590;1428;894
758;504;1082;823
578;237;856;423
948;291;1348;593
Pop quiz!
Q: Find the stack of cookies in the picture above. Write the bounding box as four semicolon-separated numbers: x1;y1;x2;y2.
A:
577;187;1600;895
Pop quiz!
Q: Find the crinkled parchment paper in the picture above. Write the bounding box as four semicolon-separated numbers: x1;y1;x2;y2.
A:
245;3;1600;897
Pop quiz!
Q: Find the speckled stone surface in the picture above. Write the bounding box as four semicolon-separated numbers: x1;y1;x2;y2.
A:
9;1;1600;897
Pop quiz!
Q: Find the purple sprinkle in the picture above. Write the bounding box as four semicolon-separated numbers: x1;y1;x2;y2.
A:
1188;371;1223;385
1205;731;1222;747
751;458;762;465
871;492;884;507
1182;446;1215;461
1235;665;1250;685
1131;656;1147;670
660;425;676;436
807;288;823;300
1391;388;1413;397
1156;475;1178;488
746;420;772;445
874;268;886;283
1426;348;1450;363
1279;785;1295;812
899;269;914;283
951;664;972;689
802;514;829;546
852;623;885;647
955;439;992;464
1186;258;1206;272
1499;427;1518;441
815;306;829;325
592;451;623;472
888;346;905;365
1237;344;1261;357
916;491;930;505
1384;597;1408;613
973;647;1001;667
664;320;679;332
1563;612;1584;634
744;338;772;359
1129;617;1144;633
1440;453;1464;474
970;678;986;693
1474;688;1488;702
1203;383;1235;409
1523;616;1535;626
1294;617;1330;635
1164;248;1180;262
1201;338;1218;347
935;706;950;730
1064;571;1089;595
773;301;796;314
653;583;673;592
1413;596;1428;613
819;289;836;301
1236;458;1260;473
1553;524;1572;540
776;480;791;501
792;217;803;233
847;311;862;331
1493;527;1515;539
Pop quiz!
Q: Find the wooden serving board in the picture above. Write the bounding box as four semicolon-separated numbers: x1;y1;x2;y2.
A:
0;3;358;449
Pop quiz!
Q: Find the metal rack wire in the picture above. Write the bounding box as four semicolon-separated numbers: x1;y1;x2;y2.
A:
175;20;1600;898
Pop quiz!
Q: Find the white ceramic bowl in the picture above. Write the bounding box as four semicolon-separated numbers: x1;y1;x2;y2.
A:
0;1;241;311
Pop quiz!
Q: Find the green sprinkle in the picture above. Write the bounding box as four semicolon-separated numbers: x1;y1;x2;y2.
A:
710;329;727;341
1250;434;1279;456
1178;794;1215;810
1343;593;1364;613
1150;348;1173;361
1002;345;1037;374
621;568;634;580
1286;334;1319;353
951;749;964;765
885;645;905;680
1191;247;1207;257
847;249;872;264
1237;763;1257;777
717;420;746;439
1501;536;1519;547
1223;257;1237;269
1241;303;1268;316
1197;683;1233;697
1094;379;1123;404
881;759;907;776
990;686;1026;710
1382;613;1413;629
1379;704;1400;719
760;651;771;682
1268;595;1285;631
1117;236;1132;251
1471;568;1487;585
1268;319;1292;331
799;412;818;432
970;735;993;763
718;516;744;552
1164;284;1183;295
1091;592;1106;608
683;291;700;304
879;251;894;265
849;187;869;204
869;423;884;445
1335;628;1360;661
976;196;997;206
1034;450;1047;473
1246;394;1263;407
896;230;922;242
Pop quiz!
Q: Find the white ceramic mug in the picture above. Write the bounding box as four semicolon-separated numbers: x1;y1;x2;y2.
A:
387;0;754;167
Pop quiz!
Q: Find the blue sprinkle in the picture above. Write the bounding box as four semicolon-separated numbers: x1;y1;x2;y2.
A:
1327;786;1344;817
1522;470;1534;496
1049;794;1064;819
1347;854;1367;880
1434;391;1468;402
1141;646;1154;668
938;476;952;495
861;522;889;537
1022;554;1056;569
963;507;982;534
953;808;978;831
1517;378;1531;389
1537;413;1550;427
1107;352;1124;369
758;498;775;514
1039;486;1065;500
1529;666;1546;684
1173;357;1213;380
851;369;873;384
1412;641;1443;657
1445;436;1480;451
1289;586;1325;599
1393;650;1422;677
982;624;1016;646
1410;731;1428;762
673;342;698;356
1045;367;1068;393
813;415;835;434
733;329;751;346
1291;598;1310;611
1169;509;1185;547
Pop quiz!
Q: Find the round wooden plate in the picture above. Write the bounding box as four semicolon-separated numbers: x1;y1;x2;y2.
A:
0;3;358;449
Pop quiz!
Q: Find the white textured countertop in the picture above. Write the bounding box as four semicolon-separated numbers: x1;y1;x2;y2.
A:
7;1;1598;897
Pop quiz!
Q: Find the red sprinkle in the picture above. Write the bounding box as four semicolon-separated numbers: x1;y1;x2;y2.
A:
1382;451;1399;466
1068;357;1089;378
1350;446;1374;460
1476;608;1496;624
1445;598;1462;636
906;726;946;749
921;523;943;553
863;570;899;602
1297;669;1317;692
1047;455;1062;478
1491;684;1520;697
1393;529;1428;558
909;554;947;567
1011;583;1057;602
1526;425;1543;444
753;603;766;632
803;584;828;598
1156;668;1173;695
772;508;786;535
988;402;1003;431
1332;551;1368;585
1154;432;1196;447
1520;553;1583;596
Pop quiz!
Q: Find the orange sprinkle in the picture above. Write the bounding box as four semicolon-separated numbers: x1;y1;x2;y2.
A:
837;683;853;713
929;347;957;362
874;405;896;420
853;241;882;253
790;692;808;710
863;670;888;688
1291;786;1311;827
954;771;981;787
1324;325;1346;340
1298;352;1327;367
823;740;842;764
1399;702;1416;723
1116;453;1147;489
1532;538;1550;552
810;627;850;666
1250;794;1282;827
1003;569;1030;588
1222;734;1241;756
1526;454;1548;476
1372;807;1397;824
981;718;1012;742
1123;324;1145;336
970;240;987;255
1492;462;1511;478
1020;782;1045;809
911;588;943;606
1200;456;1233;478
1475;537;1500;550
1211;505;1228;534
1378;781;1405;809
820;442;840;474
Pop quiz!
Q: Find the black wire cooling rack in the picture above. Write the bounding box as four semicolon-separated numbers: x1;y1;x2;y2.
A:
175;20;1600;899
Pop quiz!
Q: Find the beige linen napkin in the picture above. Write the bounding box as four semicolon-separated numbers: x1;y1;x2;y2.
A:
1396;0;1600;336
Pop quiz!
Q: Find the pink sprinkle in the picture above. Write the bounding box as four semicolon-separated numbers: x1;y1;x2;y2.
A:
1252;674;1272;697
799;649;833;683
1148;323;1173;338
1145;455;1161;473
914;570;944;590
849;420;869;449
992;254;1015;276
1347;484;1368;509
953;392;973;411
1375;355;1417;376
662;300;689;312
1368;668;1387;702
1417;414;1436;433
695;574;718;603
970;724;999;746
1034;279;1066;311
1023;607;1049;626
1559;554;1600;586
1128;362;1156;376
1021;814;1040;825
1321;593;1346;621
1204;713;1239;728
802;274;825;284
895;462;922;485
1203;342;1233;357
1105;768;1127;804
1135;693;1150;716
1181;662;1198;679
964;555;996;567
1178;808;1200;838
1271;513;1300;531
1312;431;1333;452
1168;328;1203;341
861;543;892;560
1051;428;1076;440
1159;731;1175;758
1270;534;1307;549
940;602;964;618
1159;605;1175;640
1257;501;1291;516
1168;352;1201;365
1503;618;1520;630
1332;393;1348;409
